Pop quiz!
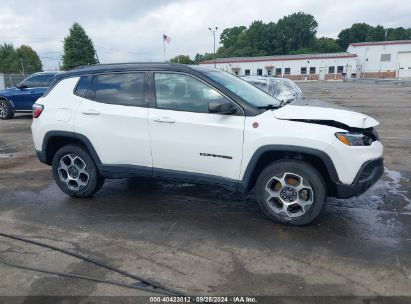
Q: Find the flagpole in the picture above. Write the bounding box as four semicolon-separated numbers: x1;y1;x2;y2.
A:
163;35;166;62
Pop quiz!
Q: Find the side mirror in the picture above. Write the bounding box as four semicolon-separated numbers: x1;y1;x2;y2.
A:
16;83;27;89
208;100;237;115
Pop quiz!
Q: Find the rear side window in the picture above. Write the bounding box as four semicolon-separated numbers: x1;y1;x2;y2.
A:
92;73;146;107
74;76;92;98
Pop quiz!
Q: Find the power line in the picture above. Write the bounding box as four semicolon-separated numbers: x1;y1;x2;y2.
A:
95;45;151;56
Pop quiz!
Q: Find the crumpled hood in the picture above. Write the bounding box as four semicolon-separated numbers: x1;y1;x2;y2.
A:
273;98;379;129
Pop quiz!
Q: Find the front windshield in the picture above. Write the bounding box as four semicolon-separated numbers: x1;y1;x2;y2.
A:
203;71;281;107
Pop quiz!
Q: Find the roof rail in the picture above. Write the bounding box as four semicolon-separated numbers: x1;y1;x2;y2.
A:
70;63;101;71
70;62;183;71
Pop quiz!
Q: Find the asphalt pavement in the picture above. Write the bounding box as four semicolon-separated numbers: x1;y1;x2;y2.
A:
0;81;410;300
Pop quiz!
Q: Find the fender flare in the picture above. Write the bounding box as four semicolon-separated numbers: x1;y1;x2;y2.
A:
41;131;102;166
239;145;340;191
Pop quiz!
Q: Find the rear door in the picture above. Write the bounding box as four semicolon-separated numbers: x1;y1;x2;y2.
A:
74;72;152;174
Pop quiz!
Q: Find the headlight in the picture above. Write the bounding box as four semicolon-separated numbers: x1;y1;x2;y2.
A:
335;132;368;146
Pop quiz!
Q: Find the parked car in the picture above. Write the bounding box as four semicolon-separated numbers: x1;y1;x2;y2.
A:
31;63;383;225
242;76;303;103
0;72;58;119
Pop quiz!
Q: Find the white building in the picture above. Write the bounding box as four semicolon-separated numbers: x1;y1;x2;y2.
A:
200;40;411;79
200;53;357;80
347;40;411;78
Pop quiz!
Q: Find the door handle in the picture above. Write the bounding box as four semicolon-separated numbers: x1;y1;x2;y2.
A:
153;117;176;123
81;109;101;115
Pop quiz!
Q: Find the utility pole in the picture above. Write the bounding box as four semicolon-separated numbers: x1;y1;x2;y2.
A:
208;27;218;68
20;57;25;75
95;51;100;64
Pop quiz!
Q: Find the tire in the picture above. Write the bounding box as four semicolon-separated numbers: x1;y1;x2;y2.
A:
0;99;14;120
256;160;326;225
52;144;105;198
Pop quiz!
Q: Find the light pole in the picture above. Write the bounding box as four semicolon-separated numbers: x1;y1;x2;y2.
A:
208;27;218;68
20;57;25;75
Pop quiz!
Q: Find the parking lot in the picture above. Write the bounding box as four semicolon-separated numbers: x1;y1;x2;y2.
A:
0;81;410;298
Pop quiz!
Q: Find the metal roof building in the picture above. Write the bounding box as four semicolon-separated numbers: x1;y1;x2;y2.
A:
199;52;358;80
200;40;411;79
347;40;411;78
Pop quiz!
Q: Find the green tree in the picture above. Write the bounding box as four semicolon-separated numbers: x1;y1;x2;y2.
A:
312;37;342;53
219;26;246;48
217;23;268;58
16;45;42;72
337;23;373;49
337;23;411;49
244;21;271;54
62;23;98;70
170;55;195;64
386;27;411;40
265;22;282;55
194;53;213;64
196;14;411;64
0;43;42;73
0;43;17;73
276;12;318;53
202;12;319;60
366;25;385;41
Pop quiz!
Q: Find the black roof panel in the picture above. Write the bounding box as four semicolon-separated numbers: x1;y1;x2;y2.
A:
55;62;201;80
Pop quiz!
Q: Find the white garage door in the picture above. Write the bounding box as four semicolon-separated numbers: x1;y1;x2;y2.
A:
398;52;411;78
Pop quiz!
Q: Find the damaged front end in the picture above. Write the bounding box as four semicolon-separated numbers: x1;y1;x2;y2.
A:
273;98;379;129
289;119;380;146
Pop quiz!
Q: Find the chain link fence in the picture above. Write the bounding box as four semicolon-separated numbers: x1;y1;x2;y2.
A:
1;73;32;89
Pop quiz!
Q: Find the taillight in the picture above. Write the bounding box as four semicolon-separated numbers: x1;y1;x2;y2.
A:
32;104;44;118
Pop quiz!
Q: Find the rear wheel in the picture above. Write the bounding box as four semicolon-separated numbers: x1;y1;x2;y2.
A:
256;160;326;225
0;99;14;120
52;144;105;198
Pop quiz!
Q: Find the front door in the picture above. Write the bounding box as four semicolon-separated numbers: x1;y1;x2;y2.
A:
14;74;52;110
12;87;43;110
148;72;245;181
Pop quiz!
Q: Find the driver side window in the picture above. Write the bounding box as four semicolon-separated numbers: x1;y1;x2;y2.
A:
154;73;231;113
22;75;52;88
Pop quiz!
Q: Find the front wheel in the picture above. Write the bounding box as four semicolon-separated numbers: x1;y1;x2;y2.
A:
0;99;14;120
52;144;105;198
256;160;326;225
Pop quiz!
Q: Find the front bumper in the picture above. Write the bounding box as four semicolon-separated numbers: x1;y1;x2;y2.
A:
335;158;384;199
36;150;48;165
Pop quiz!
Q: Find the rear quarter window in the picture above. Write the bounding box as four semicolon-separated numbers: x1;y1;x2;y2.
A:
74;75;93;98
41;75;59;97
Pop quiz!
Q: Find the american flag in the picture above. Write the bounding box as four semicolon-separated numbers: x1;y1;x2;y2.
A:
163;34;171;44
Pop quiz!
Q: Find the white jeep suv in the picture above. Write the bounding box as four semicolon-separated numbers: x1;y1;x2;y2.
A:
31;63;384;225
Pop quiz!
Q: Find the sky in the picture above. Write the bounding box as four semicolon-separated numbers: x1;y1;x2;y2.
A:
0;0;410;70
